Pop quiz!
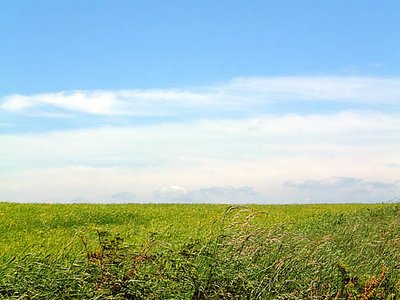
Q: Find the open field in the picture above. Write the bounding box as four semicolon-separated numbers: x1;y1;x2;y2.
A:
0;203;399;299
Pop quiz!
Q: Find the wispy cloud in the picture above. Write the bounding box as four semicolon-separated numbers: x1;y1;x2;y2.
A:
1;77;399;118
2;110;399;171
1;91;124;115
225;77;400;103
1;76;399;203
0;89;222;117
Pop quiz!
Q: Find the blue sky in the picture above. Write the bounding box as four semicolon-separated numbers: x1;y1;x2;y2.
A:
1;0;399;95
1;1;399;203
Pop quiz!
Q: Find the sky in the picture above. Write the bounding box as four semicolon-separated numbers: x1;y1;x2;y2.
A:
1;0;399;203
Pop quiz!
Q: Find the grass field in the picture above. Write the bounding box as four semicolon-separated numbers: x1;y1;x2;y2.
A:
0;202;399;299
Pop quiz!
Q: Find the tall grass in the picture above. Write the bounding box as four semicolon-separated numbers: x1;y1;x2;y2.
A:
0;204;399;299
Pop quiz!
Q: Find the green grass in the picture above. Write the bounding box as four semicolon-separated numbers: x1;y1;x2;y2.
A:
0;203;378;258
0;202;399;299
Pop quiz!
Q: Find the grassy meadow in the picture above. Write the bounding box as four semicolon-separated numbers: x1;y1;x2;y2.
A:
0;202;399;299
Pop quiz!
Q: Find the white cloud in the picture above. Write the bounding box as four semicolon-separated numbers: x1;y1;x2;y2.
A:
224;77;400;103
154;186;188;201
1;76;400;203
1;76;399;116
0;89;220;116
1;92;123;115
1;95;34;111
1;110;398;172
